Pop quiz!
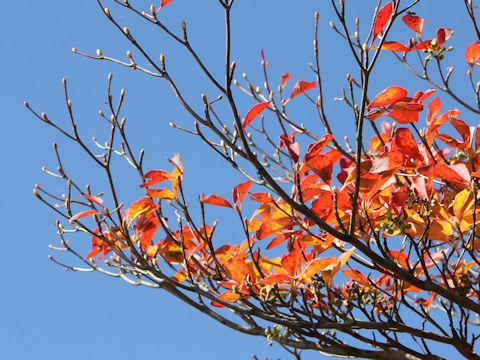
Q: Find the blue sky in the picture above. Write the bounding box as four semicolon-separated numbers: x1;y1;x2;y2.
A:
1;1;476;359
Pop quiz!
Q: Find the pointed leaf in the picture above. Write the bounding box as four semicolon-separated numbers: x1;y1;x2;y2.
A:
288;81;316;101
128;197;159;222
242;101;271;130
81;193;104;206
402;14;426;36
168;153;184;174
70;210;100;222
371;2;393;46
199;194;232;208
156;0;174;13
367;86;408;109
437;28;454;46
233;180;253;207
373;41;410;52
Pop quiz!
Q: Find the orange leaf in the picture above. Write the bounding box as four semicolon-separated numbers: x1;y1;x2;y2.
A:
147;188;175;200
199;194;232;208
70;210;100;221
374;41;410;52
281;73;291;87
127;197;159;221
304;134;334;162
367;86;408;109
288;80;316;101
81;193;104;206
211;290;241;308
371;2;393;46
232;180;253;207
343;269;370;287
466;41;480;67
402;14;426;36
242;101;271;130
141;169;171;188
225;256;253;283
260;273;291;285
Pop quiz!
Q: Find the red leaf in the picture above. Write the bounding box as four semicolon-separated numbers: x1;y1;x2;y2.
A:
367;86;408;109
280;134;300;163
242;101;271;130
199;194;232;208
371;2;393;46
465;41;480;67
288;81;316;101
374;41;410;52
402;14;426;36
233;180;253;207
81;193;104;206
156;0;174;13
304;134;334;162
70;210;100;221
281;73;291;87
437;28;454;46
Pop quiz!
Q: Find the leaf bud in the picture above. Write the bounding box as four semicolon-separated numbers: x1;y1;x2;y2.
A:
108;73;113;81
104;8;111;18
123;27;130;36
182;21;187;32
315;11;319;20
96;49;103;57
72;47;78;53
201;93;207;103
329;21;335;29
160;53;165;64
150;5;156;14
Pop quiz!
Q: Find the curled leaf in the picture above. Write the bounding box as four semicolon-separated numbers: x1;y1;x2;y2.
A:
402;14;426;36
128;197;159;222
465;41;480;67
233;180;253;207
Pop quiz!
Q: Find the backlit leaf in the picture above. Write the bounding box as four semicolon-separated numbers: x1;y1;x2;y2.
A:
233;179;253;207
146;188;175;200
156;0;174;13
242;101;271;130
367;86;408;109
70;210;100;221
288;80;316;101
199;194;233;208
371;2;393;46
128;197;159;222
402;14;426;36
465;41;480;67
281;73;291;87
374;41;410;52
81;193;104;206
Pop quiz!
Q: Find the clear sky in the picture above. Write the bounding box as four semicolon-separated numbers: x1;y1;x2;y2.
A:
1;1;475;359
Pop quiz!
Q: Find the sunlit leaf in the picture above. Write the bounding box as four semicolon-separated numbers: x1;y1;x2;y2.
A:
199;194;232;208
373;41;410;52
371;2;393;46
281;73;291;87
70;210;100;221
156;0;174;13
128;197;159;222
288;80;316;101
465;41;480;67
233;179;253;207
147;188;175;200
242;101;271;130
367;86;408;109
402;14;426;36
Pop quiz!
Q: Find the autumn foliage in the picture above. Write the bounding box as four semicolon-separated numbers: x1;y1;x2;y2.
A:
29;1;480;359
